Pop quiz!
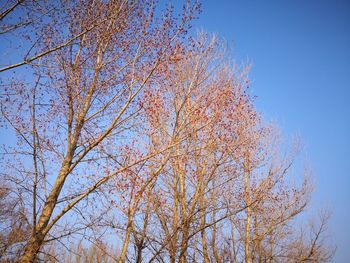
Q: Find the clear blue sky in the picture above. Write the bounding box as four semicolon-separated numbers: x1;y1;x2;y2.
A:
193;1;350;262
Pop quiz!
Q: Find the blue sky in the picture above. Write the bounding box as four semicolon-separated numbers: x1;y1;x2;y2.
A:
193;0;349;261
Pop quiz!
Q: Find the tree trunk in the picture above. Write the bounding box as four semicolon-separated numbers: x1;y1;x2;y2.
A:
19;156;73;262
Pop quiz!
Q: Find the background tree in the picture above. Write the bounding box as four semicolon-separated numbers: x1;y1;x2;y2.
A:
0;182;30;261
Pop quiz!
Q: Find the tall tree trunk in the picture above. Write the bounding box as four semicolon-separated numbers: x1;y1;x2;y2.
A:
211;179;221;263
20;156;73;263
119;214;133;263
244;157;252;263
200;193;210;263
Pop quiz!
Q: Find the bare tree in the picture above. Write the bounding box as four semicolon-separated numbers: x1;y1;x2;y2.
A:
0;2;334;262
0;182;30;262
0;0;199;262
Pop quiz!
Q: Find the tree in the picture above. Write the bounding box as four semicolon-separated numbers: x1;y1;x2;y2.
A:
0;182;30;261
0;0;199;262
0;2;334;263
110;34;334;262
